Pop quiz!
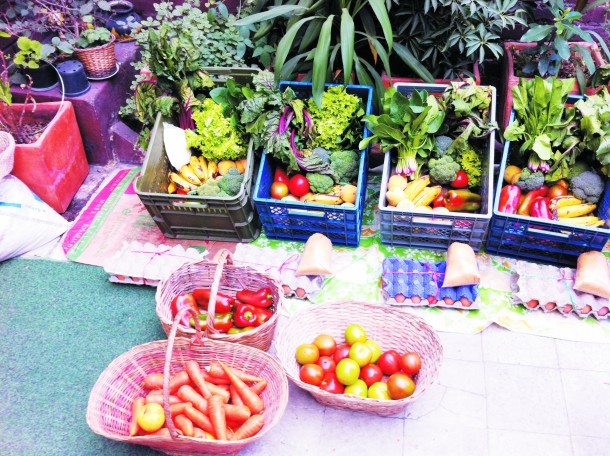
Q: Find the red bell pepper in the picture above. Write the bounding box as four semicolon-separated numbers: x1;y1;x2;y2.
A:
530;197;552;220
189;313;208;330
444;189;481;212
498;185;521;214
234;304;258;328
433;193;446;208
253;307;274;327
236;287;273;308
517;186;548;216
192;288;234;313
208;312;233;333
171;293;199;326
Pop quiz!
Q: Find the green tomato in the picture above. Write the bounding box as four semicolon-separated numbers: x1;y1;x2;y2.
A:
335;358;360;386
349;342;372;367
344;379;368;398
368;381;391;400
364;339;381;364
345;324;367;345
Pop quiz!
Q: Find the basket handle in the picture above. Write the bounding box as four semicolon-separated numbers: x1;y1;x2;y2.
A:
204;249;233;338
162;306;205;440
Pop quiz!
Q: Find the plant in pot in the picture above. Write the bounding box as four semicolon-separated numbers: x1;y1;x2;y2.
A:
72;26;117;79
11;36;59;91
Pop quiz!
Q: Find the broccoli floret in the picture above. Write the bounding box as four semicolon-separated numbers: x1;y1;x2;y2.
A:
306;173;334;193
570;171;605;203
515;168;545;192
435;135;454;156
218;168;244;196
194;179;229;197
329;150;359;184
456;148;482;188
429;155;460;186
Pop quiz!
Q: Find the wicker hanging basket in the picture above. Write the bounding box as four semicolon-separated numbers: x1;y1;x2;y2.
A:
275;301;444;417
87;307;290;455
156;249;284;351
74;33;117;79
0;132;15;179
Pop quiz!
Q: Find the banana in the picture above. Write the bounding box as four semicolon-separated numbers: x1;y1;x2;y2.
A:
404;175;430;201
309;194;343;205
207;160;218;179
167;181;177;194
549;195;582;212
555;203;596;218
179;164;202;185
189;156;208;181
168;172;198;192
558;215;603;226
413;185;442;207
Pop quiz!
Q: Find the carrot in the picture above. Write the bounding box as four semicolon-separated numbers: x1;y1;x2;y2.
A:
250;380;267;395
170;402;192;417
208;394;227;440
218;361;265;414
145;391;182;405
229;385;244;406
205;381;231;403
143;373;164;390
230;414;264;441
174;414;194;437
201;369;231;385
184;405;214;435
223;404;251;423
185;360;212;399
226;428;234;440
208;362;264;383
129;397;146;436
192;427;207;439
176;384;208;414
169;370;191;394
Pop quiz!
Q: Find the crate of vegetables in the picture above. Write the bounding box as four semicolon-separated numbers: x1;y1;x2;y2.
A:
372;81;497;252
252;80;373;247
487;77;610;267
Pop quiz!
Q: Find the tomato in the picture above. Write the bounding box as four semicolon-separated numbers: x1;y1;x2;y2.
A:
299;363;324;386
387;373;416;399
377;350;401;375
137;402;165;432
315;356;336;375
433;193;446;208
288;174;310;197
556;179;569;189
335;358;360;386
399;352;422;376
348;342;373;367
319;372;344;394
344;379;368;398
359;363;383;387
333;344;351;364
274;167;289;184
451;170;469;188
344;324;367;345
368;381;391;400
548;184;568;199
313;334;336;356
364;339;381;363
295;343;320;365
270;182;289;200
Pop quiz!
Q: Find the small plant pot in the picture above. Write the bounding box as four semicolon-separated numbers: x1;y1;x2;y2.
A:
106;0;140;42
23;62;59;92
74;34;118;79
381;62;481;88
56;60;91;97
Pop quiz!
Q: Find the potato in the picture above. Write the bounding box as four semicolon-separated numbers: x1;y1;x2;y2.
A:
386;188;407;206
218;160;236;176
504;165;522;184
340;184;357;204
235;159;247;174
388;174;408;191
396;199;415;210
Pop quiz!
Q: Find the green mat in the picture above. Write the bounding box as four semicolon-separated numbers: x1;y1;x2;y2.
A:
0;259;165;456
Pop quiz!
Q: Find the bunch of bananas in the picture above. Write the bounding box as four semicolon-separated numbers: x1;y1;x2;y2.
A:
167;156;219;194
550;195;605;227
386;174;442;209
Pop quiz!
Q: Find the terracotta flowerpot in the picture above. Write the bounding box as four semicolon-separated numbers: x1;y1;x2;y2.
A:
500;41;608;128
381;63;481;89
11;101;89;213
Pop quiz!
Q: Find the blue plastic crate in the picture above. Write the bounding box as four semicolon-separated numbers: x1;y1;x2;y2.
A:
486;96;610;266
253;81;373;247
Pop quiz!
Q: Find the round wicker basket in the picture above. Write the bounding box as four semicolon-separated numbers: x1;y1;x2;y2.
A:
156;249;284;351
276;301;443;416
0;132;15;179
87;308;290;455
74;33;117;79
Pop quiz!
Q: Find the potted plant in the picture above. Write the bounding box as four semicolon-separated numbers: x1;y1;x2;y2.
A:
12;36;59;91
73;27;118;79
105;0;141;42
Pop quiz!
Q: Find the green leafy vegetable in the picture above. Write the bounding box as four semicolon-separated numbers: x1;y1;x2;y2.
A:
456;148;483;189
574;87;610;175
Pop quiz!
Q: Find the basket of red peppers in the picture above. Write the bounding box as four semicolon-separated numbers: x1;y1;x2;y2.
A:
156;249;283;351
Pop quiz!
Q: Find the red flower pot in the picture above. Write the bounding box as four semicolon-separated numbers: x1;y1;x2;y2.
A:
381;63;481;89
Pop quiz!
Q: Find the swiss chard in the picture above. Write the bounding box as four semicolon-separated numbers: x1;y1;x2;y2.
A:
574;87;610;175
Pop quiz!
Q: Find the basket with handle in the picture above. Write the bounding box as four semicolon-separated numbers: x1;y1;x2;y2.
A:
0;132;15;178
87;307;290;455
74;33;117;79
156;249;283;351
275;301;443;417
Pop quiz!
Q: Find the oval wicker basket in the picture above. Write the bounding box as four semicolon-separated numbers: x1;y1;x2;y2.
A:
276;301;443;416
87;308;290;455
74;33;117;79
156;249;284;351
0;131;15;179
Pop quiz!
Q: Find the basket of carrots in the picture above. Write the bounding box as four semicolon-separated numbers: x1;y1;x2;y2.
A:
156;249;283;351
87;307;289;455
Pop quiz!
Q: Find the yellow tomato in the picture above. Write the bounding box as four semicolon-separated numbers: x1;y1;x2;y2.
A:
137;402;166;432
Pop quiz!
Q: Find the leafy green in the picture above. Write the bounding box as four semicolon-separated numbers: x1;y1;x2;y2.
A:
574;87;610;174
456;147;483;189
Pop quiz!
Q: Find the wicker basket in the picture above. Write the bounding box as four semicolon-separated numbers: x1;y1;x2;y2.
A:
0;131;15;179
87;307;290;455
74;33;117;79
156;249;283;351
275;301;443;416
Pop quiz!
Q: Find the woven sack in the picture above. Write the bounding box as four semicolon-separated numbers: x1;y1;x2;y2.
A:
87;307;290;455
156;249;283;351
0;132;15;178
276;301;443;416
74;34;117;78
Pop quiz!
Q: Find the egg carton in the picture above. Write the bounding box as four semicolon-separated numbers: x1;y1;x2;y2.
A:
511;260;610;320
381;258;480;310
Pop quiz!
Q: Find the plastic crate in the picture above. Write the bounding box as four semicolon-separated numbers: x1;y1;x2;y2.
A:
486;97;610;267
378;83;497;252
252;81;373;247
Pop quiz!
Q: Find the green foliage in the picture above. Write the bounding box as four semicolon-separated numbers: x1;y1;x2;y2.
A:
574;88;610;175
13;36;56;68
429;155;460;186
74;27;113;49
456;148;483;188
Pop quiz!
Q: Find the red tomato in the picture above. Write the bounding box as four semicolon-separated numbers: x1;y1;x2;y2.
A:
387;373;415;399
359;363;383;387
548;184;568;199
288;174;310;197
451;170;469;188
315;356;336;375
433;194;445;208
333;344;351;364
274;167;289;184
319;372;344;394
377;350;401;376
313;334;336;356
399;352;422;376
270;182;289;200
299;363;324;386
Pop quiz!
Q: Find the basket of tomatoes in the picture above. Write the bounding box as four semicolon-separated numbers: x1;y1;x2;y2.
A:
275;301;443;416
87;307;290;455
156;249;284;351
